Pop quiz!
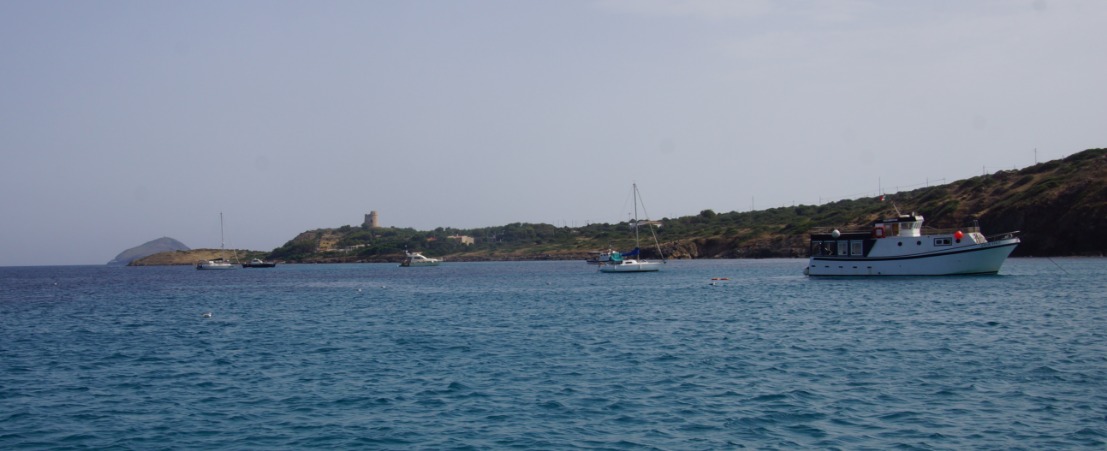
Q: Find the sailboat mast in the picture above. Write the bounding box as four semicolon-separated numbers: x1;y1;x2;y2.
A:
632;183;641;247
219;212;226;260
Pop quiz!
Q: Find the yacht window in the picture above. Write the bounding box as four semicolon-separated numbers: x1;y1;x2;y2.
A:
851;241;863;255
934;238;952;246
837;241;848;256
814;241;834;256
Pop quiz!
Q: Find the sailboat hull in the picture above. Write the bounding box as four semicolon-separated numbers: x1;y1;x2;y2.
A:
196;261;236;270
599;265;660;273
598;260;661;273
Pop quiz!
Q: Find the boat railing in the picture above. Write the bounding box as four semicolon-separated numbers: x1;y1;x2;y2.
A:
985;231;1020;242
920;226;959;235
811;225;991;237
919;226;989;235
808;227;870;236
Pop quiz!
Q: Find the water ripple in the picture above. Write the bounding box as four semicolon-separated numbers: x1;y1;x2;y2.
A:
1;259;1105;448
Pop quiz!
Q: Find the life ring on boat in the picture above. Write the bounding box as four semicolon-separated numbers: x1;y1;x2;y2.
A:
872;227;885;239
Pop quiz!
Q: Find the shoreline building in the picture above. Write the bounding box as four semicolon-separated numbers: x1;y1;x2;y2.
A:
448;235;475;245
364;211;379;228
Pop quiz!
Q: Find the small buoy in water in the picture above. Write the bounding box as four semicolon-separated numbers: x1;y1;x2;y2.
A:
201;312;212;318
357;288;362;292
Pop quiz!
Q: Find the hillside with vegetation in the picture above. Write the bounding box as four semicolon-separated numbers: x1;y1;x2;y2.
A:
227;148;1107;263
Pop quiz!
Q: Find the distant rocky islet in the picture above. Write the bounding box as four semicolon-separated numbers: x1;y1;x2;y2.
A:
107;237;190;266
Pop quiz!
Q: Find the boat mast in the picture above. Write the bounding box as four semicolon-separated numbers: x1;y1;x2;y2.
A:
634;183;666;262
220;212;226;260
632;183;641;248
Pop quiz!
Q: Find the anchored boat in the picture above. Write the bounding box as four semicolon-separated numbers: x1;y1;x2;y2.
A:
585;248;616;264
197;212;237;270
599;183;665;273
400;250;441;267
805;212;1020;276
242;258;276;268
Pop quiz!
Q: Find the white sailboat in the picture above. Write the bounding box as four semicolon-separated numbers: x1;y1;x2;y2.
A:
600;183;665;273
196;212;236;270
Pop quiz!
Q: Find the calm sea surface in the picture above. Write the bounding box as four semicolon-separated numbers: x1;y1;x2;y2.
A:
1;259;1105;449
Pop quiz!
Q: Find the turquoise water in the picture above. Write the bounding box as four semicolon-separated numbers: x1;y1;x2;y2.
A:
2;259;1105;449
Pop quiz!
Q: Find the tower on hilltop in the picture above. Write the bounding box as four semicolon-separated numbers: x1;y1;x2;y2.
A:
364;211;379;228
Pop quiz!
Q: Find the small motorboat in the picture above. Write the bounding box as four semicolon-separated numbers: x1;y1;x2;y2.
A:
242;258;276;268
400;250;440;267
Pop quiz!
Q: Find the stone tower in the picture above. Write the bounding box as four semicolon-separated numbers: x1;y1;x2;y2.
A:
364;211;379;228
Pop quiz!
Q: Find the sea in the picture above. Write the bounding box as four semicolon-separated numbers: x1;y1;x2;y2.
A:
1;258;1105;449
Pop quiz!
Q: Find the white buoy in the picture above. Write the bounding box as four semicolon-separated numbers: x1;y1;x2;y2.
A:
201;312;212;318
832;229;841;238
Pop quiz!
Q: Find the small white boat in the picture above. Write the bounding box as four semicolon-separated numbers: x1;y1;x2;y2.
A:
242;258;276;268
400;250;441;267
585;248;616;264
196;258;235;270
599;183;666;273
805;212;1020;276
197;212;238;270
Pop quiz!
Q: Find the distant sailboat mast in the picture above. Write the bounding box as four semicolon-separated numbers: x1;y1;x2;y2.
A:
632;183;665;262
633;183;641;248
220;211;226;261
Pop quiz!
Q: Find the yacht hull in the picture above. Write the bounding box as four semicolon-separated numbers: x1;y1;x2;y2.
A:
806;237;1019;276
401;261;440;267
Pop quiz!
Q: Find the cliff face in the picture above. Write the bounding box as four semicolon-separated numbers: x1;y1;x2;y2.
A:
877;149;1106;257
967;156;1107;256
107;237;190;266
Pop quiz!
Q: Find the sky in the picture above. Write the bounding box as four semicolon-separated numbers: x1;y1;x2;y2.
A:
2;0;1105;266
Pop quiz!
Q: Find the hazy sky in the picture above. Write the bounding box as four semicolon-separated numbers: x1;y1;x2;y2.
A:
2;0;1104;266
